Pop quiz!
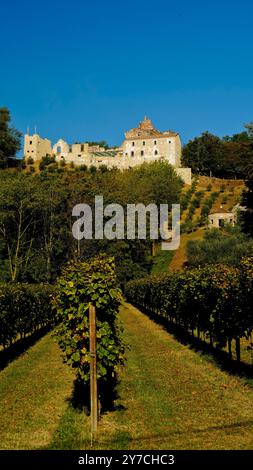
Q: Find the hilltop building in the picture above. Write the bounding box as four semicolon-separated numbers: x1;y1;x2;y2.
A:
24;117;191;184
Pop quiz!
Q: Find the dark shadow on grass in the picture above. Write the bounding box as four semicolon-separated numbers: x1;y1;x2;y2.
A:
70;376;125;415
134;304;253;382
0;326;51;372
111;417;253;446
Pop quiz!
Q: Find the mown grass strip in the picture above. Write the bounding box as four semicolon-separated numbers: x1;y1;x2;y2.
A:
0;332;74;450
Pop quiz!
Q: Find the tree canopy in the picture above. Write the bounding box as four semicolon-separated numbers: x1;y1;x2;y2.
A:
0;107;22;167
0;162;182;285
182;124;253;178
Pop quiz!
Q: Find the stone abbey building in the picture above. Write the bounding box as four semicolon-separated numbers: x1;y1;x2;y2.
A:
24;117;191;184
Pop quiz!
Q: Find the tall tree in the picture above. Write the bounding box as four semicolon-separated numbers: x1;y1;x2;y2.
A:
0;107;22;167
245;121;253;141
0;173;39;281
182;132;224;176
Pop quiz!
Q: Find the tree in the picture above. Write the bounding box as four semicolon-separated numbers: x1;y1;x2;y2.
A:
86;140;110;149
222;131;250;143
186;227;253;267
221;141;253;178
182;132;224;176
0;173;40;281
183;128;253;178
241;164;253;236
0;108;22;167
245;121;253;140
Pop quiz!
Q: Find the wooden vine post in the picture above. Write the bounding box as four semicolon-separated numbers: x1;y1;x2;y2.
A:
89;303;98;435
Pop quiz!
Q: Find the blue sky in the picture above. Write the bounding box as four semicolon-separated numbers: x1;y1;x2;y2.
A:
1;0;253;149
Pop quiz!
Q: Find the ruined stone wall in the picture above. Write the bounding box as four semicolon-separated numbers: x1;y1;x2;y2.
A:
24;134;52;161
175;167;191;185
54;152;192;184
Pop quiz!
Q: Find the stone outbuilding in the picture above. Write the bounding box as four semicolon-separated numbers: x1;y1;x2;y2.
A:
208;205;240;228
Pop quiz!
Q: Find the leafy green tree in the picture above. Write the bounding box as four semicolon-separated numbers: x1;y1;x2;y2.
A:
245;121;253;140
86;140;110;149
182;132;224;176
186;227;253;267
222;131;250;143
241;164;253;236
0;108;22;167
0;173;40;281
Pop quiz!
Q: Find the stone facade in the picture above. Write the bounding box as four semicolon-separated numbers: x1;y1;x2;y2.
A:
208;211;237;228
122;116;181;167
24;117;192;184
24;134;52;161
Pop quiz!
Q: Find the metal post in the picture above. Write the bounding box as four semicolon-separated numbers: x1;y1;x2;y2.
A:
89;303;98;435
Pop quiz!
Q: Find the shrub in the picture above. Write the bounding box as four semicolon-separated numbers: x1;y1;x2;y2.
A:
53;254;125;385
89;165;97;174
42;155;55;165
187;228;253;267
99;164;108;173
0;283;54;348
27;156;34;165
221;196;228;204
47;162;59;173
39;161;46;171
126;260;253;358
79;164;87;172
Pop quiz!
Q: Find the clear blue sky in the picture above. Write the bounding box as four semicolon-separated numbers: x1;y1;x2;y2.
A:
1;0;253;149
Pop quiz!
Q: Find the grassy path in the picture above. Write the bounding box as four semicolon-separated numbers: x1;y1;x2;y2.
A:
0;333;75;450
1;303;253;449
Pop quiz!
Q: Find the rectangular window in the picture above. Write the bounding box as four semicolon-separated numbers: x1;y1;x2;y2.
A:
132;142;135;146
141;150;144;156
143;141;145;146
30;141;32;145
131;151;134;157
81;144;84;152
154;140;157;145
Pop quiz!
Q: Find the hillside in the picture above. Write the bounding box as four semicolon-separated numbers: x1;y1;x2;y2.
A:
153;176;245;272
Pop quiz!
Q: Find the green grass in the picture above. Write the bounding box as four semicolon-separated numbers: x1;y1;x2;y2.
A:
151;247;175;273
0;332;75;450
1;303;253;449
